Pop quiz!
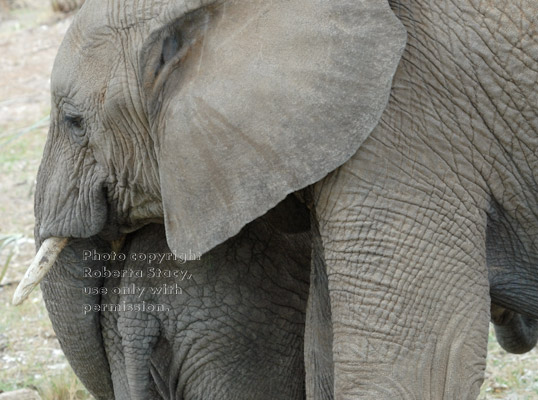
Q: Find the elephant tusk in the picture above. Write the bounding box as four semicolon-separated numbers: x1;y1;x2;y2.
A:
12;237;69;306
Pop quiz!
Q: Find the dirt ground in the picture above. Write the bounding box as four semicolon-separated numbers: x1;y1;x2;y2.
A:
0;2;536;399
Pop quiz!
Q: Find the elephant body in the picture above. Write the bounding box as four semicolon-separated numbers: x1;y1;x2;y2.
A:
100;219;310;400
21;0;538;398
44;197;311;399
307;1;538;396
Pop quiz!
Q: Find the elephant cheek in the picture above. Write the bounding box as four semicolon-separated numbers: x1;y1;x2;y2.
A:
40;238;114;400
34;138;108;240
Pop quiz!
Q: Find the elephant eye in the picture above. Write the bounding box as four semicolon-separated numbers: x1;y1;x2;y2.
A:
65;115;83;129
64;114;85;139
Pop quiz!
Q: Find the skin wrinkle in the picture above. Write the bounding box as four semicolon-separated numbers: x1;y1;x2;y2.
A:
95;29;161;226
119;37;150;137
383;48;491;209
498;206;537;260
368;129;487;214
97;210;310;399
35;0;536;397
418;2;536;217
41;112;107;236
464;15;538;191
309;0;536;396
488;212;535;268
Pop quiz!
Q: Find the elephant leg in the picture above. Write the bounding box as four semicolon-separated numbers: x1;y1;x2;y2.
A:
491;305;538;354
100;239;162;400
312;148;490;399
119;312;161;400
305;216;334;400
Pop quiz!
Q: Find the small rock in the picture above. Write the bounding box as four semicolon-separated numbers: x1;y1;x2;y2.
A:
0;389;42;400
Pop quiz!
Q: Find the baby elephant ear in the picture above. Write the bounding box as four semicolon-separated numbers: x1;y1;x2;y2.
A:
156;0;406;256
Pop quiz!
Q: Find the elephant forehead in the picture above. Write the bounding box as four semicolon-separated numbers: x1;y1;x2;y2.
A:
51;0;223;96
51;31;114;101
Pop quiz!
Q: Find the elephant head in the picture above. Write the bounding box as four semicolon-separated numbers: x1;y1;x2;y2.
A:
15;0;405;398
14;0;538;398
30;0;405;255
100;217;311;400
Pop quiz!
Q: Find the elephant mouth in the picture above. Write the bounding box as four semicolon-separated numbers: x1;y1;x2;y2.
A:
17;188;164;306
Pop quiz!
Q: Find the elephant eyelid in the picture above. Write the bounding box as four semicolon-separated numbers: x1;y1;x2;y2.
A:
64;114;84;133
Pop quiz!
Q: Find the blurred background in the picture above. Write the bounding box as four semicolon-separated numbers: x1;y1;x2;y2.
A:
0;1;536;399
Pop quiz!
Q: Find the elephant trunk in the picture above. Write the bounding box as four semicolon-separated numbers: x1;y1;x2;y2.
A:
39;237;114;400
491;305;538;354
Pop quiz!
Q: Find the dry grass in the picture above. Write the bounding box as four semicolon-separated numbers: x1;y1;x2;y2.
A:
0;1;536;399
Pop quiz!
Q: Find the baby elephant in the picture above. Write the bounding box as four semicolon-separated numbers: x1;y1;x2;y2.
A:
97;212;311;400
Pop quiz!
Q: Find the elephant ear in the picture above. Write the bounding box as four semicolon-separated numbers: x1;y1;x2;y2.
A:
150;0;406;255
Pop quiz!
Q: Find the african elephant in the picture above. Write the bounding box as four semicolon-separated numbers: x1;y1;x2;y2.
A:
13;0;538;399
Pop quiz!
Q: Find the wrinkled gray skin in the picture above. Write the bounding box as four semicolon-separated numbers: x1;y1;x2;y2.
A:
100;216;310;400
36;0;537;399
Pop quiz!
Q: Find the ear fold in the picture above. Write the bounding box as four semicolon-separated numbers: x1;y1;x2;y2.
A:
154;0;407;255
